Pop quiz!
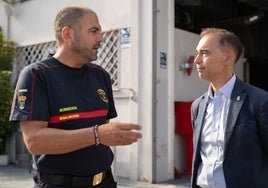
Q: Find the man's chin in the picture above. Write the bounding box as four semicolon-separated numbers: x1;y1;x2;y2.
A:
90;57;98;62
198;73;207;80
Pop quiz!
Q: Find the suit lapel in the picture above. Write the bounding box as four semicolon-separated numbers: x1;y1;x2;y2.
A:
224;79;247;156
195;95;208;152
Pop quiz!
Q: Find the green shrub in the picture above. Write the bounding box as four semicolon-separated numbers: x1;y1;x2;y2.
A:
0;31;16;71
0;71;18;154
0;29;18;154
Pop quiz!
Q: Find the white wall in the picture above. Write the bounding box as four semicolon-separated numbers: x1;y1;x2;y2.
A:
0;1;8;36
174;29;209;101
10;0;132;46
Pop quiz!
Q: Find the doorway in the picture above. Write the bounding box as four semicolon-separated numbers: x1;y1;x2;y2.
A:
249;59;268;92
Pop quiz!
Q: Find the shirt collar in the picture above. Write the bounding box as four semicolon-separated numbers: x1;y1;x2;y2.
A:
207;74;236;100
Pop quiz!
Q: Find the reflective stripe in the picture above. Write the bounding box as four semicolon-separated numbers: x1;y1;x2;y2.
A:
48;109;108;124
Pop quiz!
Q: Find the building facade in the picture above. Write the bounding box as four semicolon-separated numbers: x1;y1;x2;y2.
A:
0;0;245;184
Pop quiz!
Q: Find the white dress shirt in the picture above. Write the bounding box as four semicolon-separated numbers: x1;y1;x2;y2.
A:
197;75;236;188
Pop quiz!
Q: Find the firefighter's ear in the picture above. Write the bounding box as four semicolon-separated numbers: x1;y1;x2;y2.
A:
62;26;74;42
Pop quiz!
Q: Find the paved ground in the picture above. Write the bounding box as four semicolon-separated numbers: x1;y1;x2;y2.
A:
0;165;191;188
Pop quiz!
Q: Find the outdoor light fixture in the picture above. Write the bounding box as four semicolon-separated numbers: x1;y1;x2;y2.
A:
179;55;195;76
244;12;264;25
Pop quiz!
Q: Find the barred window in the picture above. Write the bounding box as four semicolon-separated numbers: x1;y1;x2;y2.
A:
14;29;120;88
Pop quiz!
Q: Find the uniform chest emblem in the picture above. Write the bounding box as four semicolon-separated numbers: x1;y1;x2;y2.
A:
97;89;108;103
18;89;28;110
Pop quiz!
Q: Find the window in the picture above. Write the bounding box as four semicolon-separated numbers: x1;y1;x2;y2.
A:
14;29;120;88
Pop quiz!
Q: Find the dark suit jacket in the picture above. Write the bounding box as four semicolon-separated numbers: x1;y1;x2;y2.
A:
191;77;268;188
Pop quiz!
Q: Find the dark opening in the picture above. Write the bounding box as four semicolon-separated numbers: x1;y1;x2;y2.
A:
249;58;268;92
175;0;268;91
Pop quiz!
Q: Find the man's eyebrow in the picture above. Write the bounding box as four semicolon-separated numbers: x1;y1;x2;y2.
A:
196;49;209;54
89;26;101;31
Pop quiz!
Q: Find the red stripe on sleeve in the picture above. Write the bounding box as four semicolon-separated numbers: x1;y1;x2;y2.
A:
48;109;108;124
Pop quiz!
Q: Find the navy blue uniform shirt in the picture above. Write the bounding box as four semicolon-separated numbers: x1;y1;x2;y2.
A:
10;57;117;176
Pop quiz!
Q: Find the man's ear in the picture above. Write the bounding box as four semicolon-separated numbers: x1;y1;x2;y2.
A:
225;49;236;65
61;26;73;42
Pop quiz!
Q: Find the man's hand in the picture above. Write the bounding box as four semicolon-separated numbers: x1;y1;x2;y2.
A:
98;122;142;146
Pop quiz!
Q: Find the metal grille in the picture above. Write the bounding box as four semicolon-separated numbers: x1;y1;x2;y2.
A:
14;41;56;77
14;29;120;88
93;30;120;87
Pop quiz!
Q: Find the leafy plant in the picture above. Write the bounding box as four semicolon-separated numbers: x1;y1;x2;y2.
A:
0;29;16;70
0;28;18;154
1;0;13;5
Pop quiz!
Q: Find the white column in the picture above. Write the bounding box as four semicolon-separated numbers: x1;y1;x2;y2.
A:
137;0;154;183
167;0;175;181
154;0;175;182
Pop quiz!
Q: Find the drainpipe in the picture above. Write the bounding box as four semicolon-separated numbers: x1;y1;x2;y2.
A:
152;0;157;183
4;3;14;39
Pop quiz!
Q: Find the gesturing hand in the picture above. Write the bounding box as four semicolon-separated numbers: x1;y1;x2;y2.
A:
98;122;142;146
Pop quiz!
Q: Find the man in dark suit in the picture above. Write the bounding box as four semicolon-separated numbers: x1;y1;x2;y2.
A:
191;28;268;188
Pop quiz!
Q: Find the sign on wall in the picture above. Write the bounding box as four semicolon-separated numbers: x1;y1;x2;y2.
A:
160;52;167;69
120;27;131;48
